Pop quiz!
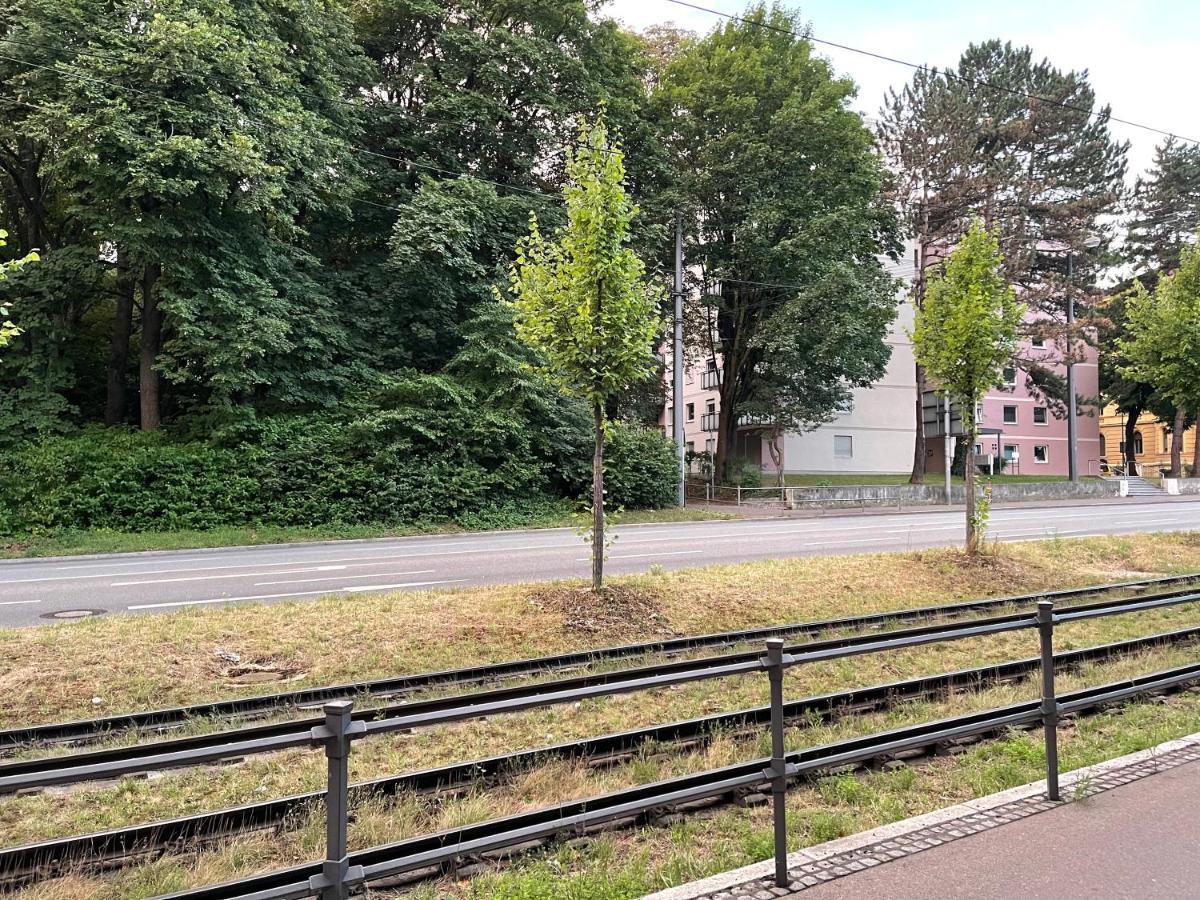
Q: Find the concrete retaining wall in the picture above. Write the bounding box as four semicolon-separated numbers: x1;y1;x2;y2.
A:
1174;479;1200;496
783;479;1121;509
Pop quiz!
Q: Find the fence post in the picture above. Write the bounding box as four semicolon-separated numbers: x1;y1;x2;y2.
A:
765;638;791;888
312;700;361;899
1037;601;1061;801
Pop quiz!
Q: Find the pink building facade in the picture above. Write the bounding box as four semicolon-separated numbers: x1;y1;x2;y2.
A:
925;327;1102;478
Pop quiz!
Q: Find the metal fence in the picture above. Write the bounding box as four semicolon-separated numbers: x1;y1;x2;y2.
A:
4;590;1198;898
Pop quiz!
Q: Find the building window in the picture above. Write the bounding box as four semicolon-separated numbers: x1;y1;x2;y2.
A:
1163;428;1171;453
1033;406;1048;425
1003;405;1018;425
1033;445;1049;464
1002;366;1016;386
1003;444;1018;461
834;435;854;459
1032;337;1046;348
706;400;716;415
1134;432;1144;455
1100;434;1106;457
686;402;695;422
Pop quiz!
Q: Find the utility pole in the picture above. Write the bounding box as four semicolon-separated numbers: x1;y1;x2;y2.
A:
1066;252;1078;482
673;212;686;506
944;394;953;504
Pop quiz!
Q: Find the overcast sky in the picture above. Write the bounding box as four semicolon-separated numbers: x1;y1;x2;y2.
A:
604;0;1198;181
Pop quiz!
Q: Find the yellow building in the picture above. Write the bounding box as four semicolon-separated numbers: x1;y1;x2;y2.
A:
1099;403;1197;475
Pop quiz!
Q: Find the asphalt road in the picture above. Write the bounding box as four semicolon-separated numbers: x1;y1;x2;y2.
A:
1;498;1198;628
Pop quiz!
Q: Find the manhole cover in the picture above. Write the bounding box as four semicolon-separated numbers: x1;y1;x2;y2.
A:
41;608;106;621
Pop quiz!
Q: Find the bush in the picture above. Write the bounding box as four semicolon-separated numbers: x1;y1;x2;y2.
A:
605;424;680;509
0;402;680;537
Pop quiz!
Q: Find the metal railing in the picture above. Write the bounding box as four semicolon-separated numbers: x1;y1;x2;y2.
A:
701;368;722;390
700;412;719;432
4;590;1198;897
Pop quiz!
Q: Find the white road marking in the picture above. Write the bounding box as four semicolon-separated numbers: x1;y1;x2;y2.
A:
112;565;350;586
0;599;40;606
577;550;705;561
345;580;466;592
255;570;434;586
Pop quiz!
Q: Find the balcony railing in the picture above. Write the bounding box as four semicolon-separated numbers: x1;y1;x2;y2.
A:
700;412;719;432
701;368;722;390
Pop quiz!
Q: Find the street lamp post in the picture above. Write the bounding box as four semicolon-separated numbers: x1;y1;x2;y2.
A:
1067;251;1078;483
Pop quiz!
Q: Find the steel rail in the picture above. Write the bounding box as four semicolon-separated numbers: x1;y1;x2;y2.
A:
4;624;1199;886
4;587;1199;791
154;662;1200;900
6;573;1193;750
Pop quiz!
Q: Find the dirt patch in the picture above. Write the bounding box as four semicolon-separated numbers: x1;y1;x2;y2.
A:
206;648;303;685
940;547;1033;583
529;584;673;639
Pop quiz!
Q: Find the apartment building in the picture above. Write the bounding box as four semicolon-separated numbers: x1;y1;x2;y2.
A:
661;254;918;476
662;245;1102;480
924;322;1102;478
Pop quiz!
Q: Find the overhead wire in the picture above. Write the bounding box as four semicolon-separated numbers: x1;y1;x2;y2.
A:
660;0;1200;147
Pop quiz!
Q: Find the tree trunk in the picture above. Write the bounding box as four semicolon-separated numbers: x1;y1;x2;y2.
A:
591;401;605;593
1192;414;1199;477
766;430;784;490
910;362;927;484
139;263;162;431
965;427;978;553
105;257;136;426
1170;408;1185;478
1123;408;1142;473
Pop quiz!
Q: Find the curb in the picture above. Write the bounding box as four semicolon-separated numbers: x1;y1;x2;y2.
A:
643;730;1200;900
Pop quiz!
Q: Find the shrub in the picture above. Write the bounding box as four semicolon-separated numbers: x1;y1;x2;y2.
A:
605;424;680;509
0;399;680;537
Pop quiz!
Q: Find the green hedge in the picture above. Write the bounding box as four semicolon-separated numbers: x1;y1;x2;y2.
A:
0;416;679;536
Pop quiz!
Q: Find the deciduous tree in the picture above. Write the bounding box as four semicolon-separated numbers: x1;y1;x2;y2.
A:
655;3;899;481
505;115;662;591
912;221;1023;552
1120;243;1200;478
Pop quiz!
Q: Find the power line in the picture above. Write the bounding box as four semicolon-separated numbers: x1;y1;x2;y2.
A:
660;0;1200;147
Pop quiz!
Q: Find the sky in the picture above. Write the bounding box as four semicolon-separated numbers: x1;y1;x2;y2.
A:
604;0;1199;181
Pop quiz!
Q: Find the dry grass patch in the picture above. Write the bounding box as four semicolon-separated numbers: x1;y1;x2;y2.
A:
1;532;1199;728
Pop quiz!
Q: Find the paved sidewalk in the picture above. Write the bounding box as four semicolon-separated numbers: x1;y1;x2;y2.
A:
648;734;1200;900
802;754;1200;899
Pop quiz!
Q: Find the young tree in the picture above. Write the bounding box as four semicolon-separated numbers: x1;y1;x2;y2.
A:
912;221;1023;552
654;4;899;481
505;115;662;591
1120;243;1200;477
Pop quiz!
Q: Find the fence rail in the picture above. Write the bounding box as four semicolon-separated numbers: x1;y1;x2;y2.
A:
5;588;1200;897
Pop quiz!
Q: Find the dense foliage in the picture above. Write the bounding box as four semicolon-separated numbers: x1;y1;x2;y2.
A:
0;410;677;535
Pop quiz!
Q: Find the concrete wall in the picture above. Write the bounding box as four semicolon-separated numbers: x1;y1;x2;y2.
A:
1174;479;1200;496
781;479;1121;509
